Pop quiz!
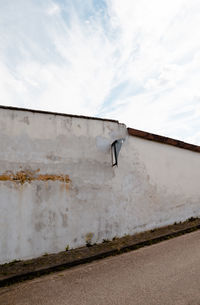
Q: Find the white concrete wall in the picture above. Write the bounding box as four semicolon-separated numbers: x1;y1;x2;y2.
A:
1;107;200;263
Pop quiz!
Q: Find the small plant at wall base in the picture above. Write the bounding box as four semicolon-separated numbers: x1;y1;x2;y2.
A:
65;245;69;251
85;233;94;247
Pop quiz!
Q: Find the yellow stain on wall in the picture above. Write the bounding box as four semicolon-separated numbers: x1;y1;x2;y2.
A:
0;169;71;185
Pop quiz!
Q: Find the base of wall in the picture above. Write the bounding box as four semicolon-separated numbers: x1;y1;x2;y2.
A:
1;217;200;287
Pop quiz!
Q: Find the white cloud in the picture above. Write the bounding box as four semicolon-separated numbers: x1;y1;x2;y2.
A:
46;2;61;16
0;0;200;144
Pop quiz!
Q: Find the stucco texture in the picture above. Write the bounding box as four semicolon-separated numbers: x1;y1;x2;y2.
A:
0;107;200;263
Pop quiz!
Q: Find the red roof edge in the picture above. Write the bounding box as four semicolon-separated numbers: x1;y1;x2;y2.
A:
127;127;200;153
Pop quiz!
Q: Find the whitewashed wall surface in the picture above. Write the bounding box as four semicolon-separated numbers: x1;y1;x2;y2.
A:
1;106;200;264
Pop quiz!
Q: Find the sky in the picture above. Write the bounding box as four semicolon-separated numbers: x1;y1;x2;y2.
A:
1;0;200;144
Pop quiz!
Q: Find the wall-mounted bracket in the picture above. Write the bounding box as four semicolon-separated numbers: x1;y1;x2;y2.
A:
111;138;125;167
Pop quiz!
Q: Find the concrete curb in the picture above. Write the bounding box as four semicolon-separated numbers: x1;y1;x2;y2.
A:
1;219;200;287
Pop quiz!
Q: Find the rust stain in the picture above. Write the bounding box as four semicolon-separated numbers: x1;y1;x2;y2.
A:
0;169;71;185
65;183;70;191
37;174;70;183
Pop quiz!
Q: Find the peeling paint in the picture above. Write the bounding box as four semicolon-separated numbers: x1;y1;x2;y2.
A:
0;169;70;185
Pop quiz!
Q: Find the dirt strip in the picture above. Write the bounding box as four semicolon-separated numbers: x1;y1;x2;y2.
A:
1;217;200;287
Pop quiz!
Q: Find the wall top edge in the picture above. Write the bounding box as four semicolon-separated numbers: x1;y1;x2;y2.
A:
1;105;198;153
127;127;200;153
0;105;119;124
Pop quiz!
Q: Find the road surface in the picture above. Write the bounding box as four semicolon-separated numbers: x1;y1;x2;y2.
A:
1;230;200;305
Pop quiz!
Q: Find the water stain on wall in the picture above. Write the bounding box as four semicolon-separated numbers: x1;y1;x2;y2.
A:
0;169;71;185
46;154;61;161
60;212;68;227
21;116;30;125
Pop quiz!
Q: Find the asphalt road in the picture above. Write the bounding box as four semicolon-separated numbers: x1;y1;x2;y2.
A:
1;230;200;305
